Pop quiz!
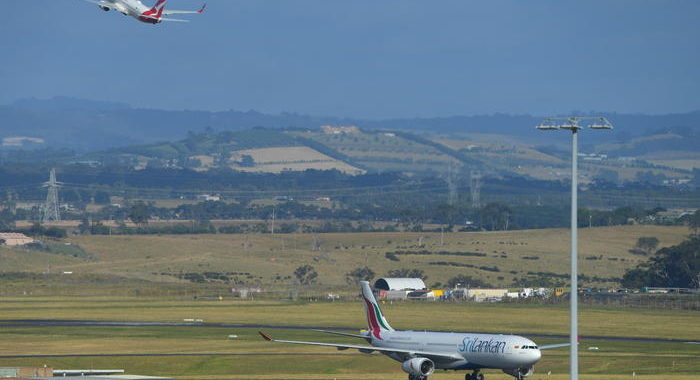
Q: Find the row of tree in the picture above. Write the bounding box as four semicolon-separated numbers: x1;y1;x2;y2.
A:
621;236;700;289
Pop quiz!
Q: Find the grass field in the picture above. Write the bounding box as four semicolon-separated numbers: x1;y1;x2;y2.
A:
1;298;698;340
0;226;689;294
0;299;698;380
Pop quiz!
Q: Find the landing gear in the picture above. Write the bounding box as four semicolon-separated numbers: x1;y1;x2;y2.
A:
465;370;484;380
407;375;427;380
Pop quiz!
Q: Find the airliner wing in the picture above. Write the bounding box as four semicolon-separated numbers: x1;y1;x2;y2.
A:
162;3;206;15
539;343;572;350
312;329;370;339
259;331;463;362
80;0;107;5
159;17;190;22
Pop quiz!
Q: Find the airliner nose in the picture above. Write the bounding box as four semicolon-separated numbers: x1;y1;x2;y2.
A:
532;349;542;362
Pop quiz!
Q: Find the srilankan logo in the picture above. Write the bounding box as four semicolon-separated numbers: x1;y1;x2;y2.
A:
362;296;388;340
458;337;507;354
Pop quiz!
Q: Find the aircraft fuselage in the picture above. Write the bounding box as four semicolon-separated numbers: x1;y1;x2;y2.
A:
373;330;541;370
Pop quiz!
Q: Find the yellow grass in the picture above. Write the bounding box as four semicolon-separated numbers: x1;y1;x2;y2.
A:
228;147;364;175
30;226;685;288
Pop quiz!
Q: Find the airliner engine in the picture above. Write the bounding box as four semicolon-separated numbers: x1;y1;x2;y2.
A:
401;357;434;378
503;366;534;378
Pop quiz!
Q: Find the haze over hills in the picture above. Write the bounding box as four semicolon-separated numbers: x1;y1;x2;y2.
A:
2;97;699;152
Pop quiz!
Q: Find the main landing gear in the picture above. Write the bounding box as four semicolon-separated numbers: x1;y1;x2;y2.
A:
407;375;428;380
465;370;484;380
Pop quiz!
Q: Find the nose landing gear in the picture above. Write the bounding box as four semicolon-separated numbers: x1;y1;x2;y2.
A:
465;371;484;380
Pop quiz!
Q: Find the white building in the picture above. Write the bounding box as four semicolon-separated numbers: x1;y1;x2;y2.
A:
374;278;427;300
0;233;34;246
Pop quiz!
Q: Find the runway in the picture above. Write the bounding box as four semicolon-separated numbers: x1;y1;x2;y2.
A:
2;319;698;345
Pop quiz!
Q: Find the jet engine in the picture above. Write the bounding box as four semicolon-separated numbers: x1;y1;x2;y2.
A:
401;358;434;378
100;5;110;11
502;366;534;379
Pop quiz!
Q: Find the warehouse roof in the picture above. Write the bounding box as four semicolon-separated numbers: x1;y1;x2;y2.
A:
374;278;426;291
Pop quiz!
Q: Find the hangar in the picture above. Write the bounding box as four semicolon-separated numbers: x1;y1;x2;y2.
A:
374;278;426;291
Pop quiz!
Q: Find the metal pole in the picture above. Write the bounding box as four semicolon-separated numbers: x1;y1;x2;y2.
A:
536;116;611;380
570;128;578;380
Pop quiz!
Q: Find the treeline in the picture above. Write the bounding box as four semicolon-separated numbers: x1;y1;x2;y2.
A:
622;235;700;289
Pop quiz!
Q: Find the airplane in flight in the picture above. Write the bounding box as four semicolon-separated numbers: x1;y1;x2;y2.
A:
81;0;206;24
260;281;569;380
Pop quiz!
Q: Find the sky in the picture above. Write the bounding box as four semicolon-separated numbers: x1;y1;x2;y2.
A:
1;0;699;118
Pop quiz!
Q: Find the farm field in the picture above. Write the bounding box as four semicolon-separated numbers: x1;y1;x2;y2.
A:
0;298;698;380
0;226;689;294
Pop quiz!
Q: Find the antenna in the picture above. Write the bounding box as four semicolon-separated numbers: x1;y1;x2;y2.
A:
42;168;62;222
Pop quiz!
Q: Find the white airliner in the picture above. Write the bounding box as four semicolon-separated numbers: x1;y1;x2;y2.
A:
81;0;206;24
260;281;569;380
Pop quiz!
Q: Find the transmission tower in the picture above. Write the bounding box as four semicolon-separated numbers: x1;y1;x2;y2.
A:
470;170;482;208
447;161;459;206
42;168;62;222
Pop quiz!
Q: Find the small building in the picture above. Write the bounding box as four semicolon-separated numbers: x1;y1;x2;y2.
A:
374;278;427;300
453;288;508;302
0;233;34;246
0;367;53;377
374;278;426;292
320;125;360;135
196;194;221;202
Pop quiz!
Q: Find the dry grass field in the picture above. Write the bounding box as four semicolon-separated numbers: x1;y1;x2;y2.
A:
0;226;685;290
228;146;365;175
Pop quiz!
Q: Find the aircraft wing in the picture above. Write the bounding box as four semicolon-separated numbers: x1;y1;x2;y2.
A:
539;343;572;350
80;0;107;5
258;331;464;362
162;3;206;15
312;329;370;339
159;17;190;22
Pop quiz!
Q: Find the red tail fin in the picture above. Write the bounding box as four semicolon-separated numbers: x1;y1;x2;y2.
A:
142;0;167;18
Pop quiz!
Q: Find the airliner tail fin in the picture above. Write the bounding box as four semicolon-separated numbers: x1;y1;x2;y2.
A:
360;281;393;339
143;0;167;18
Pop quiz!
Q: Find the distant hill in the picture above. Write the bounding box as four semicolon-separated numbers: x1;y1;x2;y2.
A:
1;96;698;152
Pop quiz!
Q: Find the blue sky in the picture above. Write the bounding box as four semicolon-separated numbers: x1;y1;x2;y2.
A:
1;0;698;118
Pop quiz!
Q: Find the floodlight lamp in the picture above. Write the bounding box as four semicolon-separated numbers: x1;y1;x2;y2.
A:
536;124;559;130
589;123;611;130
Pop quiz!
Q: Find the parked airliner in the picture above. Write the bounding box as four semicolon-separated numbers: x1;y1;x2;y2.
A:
260;281;568;380
81;0;205;23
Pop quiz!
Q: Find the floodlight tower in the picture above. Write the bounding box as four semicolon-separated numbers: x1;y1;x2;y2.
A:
535;116;612;380
42;168;62;222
